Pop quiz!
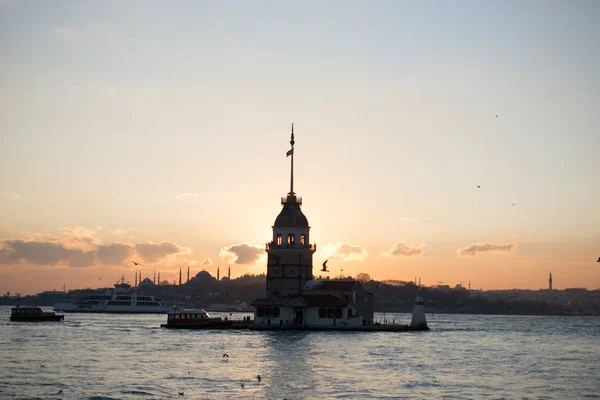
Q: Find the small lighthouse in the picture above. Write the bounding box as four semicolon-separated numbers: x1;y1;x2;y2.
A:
410;296;427;328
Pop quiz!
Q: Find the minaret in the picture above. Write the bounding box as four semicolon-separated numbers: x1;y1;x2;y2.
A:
153;272;156;285
187;265;190;283
157;271;160;286
179;267;182;286
265;124;316;298
228;265;230;280
138;271;141;285
217;266;220;281
134;272;137;287
549;272;553;291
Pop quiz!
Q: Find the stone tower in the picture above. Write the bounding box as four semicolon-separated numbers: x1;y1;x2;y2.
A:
549;272;553;291
265;124;316;298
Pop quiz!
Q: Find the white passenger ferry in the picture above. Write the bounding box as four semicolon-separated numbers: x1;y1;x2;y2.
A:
53;276;172;313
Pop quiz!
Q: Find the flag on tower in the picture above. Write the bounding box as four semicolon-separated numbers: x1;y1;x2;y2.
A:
286;148;294;157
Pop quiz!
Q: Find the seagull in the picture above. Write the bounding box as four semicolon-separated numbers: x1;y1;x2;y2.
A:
424;220;428;223
512;203;515;206
40;364;46;368
340;269;344;272
477;185;481;189
224;292;231;297
130;261;143;266
240;383;245;388
597;257;600;263
179;392;184;396
56;389;63;394
496;115;498;118
321;260;329;272
223;353;229;358
256;375;262;383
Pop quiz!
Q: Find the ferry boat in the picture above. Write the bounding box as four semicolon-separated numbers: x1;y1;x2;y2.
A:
53;276;172;313
10;306;64;322
160;309;233;329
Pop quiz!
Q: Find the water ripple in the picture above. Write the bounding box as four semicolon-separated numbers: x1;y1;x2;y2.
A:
0;308;598;399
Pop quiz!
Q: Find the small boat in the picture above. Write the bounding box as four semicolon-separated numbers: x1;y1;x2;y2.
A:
10;306;64;322
160;309;232;329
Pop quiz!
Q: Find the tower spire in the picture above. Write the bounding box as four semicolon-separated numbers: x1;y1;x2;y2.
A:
289;123;295;195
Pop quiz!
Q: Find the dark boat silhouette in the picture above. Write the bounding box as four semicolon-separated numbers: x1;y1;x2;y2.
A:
10;306;64;322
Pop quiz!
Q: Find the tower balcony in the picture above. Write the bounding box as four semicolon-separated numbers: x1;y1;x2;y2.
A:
281;196;302;205
266;241;316;251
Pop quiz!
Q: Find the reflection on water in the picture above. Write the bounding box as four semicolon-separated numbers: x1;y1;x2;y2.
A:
0;307;598;399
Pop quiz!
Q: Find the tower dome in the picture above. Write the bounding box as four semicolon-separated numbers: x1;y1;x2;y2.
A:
274;194;309;228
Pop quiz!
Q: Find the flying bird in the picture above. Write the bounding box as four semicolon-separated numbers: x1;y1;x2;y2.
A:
597;257;600;263
512;203;515;206
321;260;329;272
56;389;63;394
40;364;46;368
130;261;143;266
223;353;229;358
240;383;245;388
256;375;262;383
179;392;184;396
340;269;344;272
477;185;481;189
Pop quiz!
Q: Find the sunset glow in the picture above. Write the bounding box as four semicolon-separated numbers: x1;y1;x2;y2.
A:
1;1;599;295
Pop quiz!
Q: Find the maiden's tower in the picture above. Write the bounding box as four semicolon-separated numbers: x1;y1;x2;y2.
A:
251;125;375;328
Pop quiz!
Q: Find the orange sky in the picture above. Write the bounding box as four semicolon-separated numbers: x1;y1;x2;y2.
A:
1;2;599;295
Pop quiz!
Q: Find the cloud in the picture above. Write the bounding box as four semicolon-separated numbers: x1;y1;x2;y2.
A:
68;249;97;268
135;241;191;263
219;244;264;265
55;227;101;251
97;243;134;265
176;193;201;200
457;241;516;257
319;242;369;262
381;242;425;257
0;229;192;268
201;258;212;266
0;240;95;267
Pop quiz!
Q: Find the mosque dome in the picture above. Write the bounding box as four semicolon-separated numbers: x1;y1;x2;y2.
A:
195;270;213;279
138;277;155;287
274;194;309;228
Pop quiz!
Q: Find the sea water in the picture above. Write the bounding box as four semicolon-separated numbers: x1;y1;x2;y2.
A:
0;307;598;399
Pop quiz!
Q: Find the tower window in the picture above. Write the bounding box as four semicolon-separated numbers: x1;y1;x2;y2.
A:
300;235;305;246
287;234;295;244
276;234;282;246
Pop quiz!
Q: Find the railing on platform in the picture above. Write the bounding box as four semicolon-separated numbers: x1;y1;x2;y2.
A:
266;241;317;251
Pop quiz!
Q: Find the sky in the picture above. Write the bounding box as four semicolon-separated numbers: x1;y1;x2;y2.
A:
1;1;599;295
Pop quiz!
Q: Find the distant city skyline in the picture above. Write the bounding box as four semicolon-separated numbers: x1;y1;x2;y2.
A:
1;1;599;295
